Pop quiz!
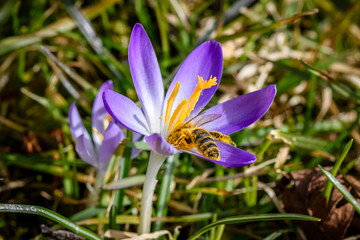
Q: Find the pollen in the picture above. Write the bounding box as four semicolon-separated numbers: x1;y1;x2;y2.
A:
168;99;188;131
103;114;111;130
93;114;112;142
165;81;180;125
93;128;104;142
166;75;217;132
184;75;217;120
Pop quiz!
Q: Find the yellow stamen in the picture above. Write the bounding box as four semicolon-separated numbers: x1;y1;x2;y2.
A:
103;114;112;131
167;99;188;131
165;82;180;125
172;75;217;128
93;128;104;142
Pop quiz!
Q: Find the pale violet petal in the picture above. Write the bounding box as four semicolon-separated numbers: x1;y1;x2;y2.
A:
103;89;150;136
92;80;114;150
98;121;124;172
129;24;164;133
162;40;223;127
201;85;276;135
69;102;97;163
183;141;256;167
74;134;97;167
145;133;181;155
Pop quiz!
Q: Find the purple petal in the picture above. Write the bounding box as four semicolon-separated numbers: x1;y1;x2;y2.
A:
132;131;143;142
184;141;256;167
92;80;114;149
103;89;150;136
201;85;276;135
145;133;181;156
98;121;124;172
163;40;223;120
74;135;97;167
68;102;97;164
129;24;164;133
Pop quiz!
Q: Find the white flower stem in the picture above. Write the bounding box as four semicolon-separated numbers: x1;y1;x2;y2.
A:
88;170;105;206
138;151;166;234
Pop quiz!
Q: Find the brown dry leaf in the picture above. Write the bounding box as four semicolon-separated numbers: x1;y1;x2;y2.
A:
22;131;41;153
277;168;360;240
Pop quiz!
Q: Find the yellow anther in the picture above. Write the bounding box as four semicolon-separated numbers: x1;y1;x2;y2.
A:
197;75;217;89
166;75;217;132
103;114;111;131
93;128;104;142
168;99;188;131
174;75;217;128
165;82;180;125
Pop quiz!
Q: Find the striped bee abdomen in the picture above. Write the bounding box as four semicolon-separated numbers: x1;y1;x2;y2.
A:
192;128;220;160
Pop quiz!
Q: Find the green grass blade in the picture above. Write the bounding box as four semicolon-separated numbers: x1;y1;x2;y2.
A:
153;154;178;234
122;141;151;150
0;204;102;240
342;158;359;175
304;74;316;134
214;223;225;240
299;59;360;104
103;174;146;190
264;230;285;240
307;111;359;168
40;46;95;93
323;139;353;203
216;9;318;42
62;0;105;55
0;0;17;24
188;213;319;240
330;139;353;176
0;0;121;56
62;0;127;83
270;130;329;151
196;0;258;45
109;204;117;230
70;207;106;222
114;134;132;216
319;165;360;215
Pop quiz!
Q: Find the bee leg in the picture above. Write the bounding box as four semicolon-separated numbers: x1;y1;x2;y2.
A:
209;131;236;146
172;133;186;147
173;130;193;149
180;129;193;148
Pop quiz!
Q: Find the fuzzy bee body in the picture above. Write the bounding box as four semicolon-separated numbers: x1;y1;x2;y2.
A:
166;114;235;161
192;128;220;160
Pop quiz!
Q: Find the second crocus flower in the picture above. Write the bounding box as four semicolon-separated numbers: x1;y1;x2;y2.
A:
69;80;124;173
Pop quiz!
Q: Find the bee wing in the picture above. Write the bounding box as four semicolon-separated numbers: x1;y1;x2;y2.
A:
188;113;222;127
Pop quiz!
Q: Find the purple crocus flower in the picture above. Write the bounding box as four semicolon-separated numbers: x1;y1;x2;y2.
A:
103;24;276;168
69;80;124;172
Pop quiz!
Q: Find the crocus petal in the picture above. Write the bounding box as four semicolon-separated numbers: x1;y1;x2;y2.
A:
145;133;181;156
69;102;97;162
184;141;256;167
163;40;223;120
103;89;150;136
98;121;124;172
74;134;97;167
92;80;114;149
201;85;276;135
129;23;164;133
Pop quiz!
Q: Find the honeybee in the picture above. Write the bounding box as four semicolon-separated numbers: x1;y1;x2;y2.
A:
166;113;236;160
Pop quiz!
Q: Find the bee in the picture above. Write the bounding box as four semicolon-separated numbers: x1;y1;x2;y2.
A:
166;113;236;160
